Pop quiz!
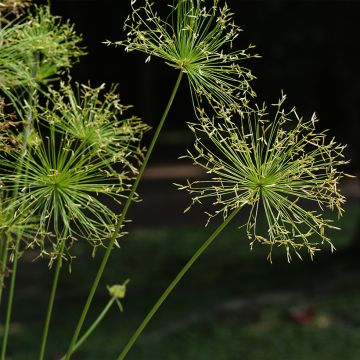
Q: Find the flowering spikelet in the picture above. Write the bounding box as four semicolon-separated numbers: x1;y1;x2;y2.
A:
0;5;85;91
107;0;258;111
178;94;351;262
0;86;147;261
0;0;31;21
0;99;21;151
45;82;150;172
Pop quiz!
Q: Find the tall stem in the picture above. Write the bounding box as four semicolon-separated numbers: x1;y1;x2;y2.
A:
0;232;10;313
117;207;241;360
64;71;184;360
38;238;67;360
0;52;40;310
59;298;116;360
0;235;21;360
0;52;39;354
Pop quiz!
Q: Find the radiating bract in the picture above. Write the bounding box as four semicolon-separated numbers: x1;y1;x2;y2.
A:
0;85;148;262
0;5;85;93
178;94;350;261
108;0;258;111
45;82;149;172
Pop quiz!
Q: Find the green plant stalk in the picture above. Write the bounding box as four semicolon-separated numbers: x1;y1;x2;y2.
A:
0;232;11;310
0;234;21;360
21;51;40;157
0;53;39;353
0;51;39;299
38;237;67;360
64;71;184;360
59;297;116;360
117;206;241;360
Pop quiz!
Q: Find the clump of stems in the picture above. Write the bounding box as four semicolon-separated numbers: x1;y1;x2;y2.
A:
0;1;354;360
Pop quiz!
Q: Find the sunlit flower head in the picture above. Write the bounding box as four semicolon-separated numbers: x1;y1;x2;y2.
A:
178;94;351;261
107;0;258;111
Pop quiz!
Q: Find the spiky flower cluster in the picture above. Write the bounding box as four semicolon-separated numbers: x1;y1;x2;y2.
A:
0;85;148;261
0;5;85;92
0;98;21;152
45;82;149;171
178;95;349;261
108;0;258;110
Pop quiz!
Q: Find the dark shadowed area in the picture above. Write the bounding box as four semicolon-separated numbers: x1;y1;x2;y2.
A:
3;1;360;359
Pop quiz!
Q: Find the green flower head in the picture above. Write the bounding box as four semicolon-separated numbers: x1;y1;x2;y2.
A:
0;5;85;92
1;85;148;261
108;0;258;110
45;82;150;172
178;94;351;262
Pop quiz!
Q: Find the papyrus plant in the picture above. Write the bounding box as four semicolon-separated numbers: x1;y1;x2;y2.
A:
106;0;258;111
0;83;148;359
2;84;148;262
0;4;87;356
179;95;349;261
0;3;148;359
0;0;353;359
65;1;258;357
0;4;84;97
115;95;351;360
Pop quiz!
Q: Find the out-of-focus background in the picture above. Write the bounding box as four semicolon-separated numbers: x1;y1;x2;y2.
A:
6;1;360;359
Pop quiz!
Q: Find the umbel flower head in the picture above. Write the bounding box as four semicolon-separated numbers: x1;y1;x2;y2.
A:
0;4;85;92
107;0;258;110
178;94;350;262
0;85;148;262
45;81;149;171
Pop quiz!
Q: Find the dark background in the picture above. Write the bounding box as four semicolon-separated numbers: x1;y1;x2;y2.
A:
7;2;360;359
42;0;360;167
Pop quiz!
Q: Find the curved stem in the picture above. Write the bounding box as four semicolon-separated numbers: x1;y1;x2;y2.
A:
64;71;184;360
0;234;21;360
59;298;116;360
117;206;241;360
38;238;67;360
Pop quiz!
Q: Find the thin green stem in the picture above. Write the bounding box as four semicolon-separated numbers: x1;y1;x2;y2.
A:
59;298;116;360
0;233;21;360
117;206;241;360
38;238;67;360
0;55;39;355
0;232;10;313
64;71;184;360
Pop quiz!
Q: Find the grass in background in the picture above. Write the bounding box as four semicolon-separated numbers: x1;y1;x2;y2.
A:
3;202;359;359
